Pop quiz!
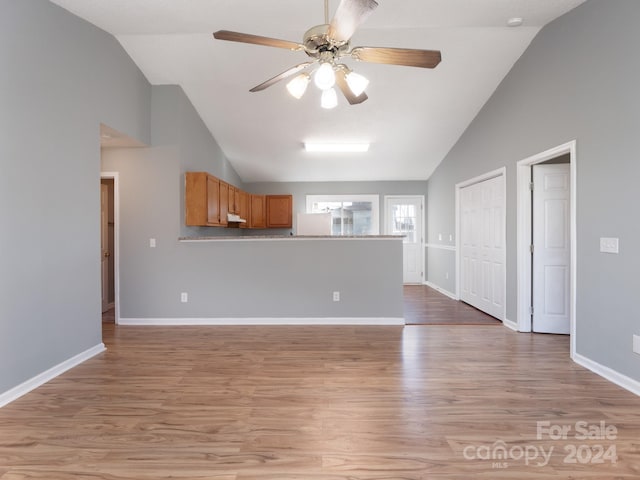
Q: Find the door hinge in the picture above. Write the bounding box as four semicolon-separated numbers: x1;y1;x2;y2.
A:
529;182;534;191
530;244;534;253
530;306;534;315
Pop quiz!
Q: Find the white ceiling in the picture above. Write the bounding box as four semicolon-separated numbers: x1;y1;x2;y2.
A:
52;0;586;182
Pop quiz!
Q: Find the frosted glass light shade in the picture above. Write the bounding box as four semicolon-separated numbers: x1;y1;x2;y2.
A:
346;71;369;96
286;73;310;99
321;88;338;109
314;62;336;90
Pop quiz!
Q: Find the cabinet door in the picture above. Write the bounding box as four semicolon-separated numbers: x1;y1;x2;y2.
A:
250;194;266;229
234;188;240;215
219;181;229;226
266;195;292;228
206;175;221;225
238;190;250;228
185;172;207;226
228;185;238;214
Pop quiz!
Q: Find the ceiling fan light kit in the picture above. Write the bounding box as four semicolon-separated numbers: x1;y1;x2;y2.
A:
286;73;310;99
314;62;337;90
213;0;441;108
321;88;339;109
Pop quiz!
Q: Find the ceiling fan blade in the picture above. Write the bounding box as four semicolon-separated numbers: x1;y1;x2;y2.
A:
213;30;303;51
335;69;368;105
351;46;442;68
328;0;378;44
249;62;316;92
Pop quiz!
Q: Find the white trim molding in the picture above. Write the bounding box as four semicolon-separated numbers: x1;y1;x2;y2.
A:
424;281;458;300
503;317;518;331
573;353;640;397
515;141;577;358
0;343;106;408
118;317;405;326
425;243;456;251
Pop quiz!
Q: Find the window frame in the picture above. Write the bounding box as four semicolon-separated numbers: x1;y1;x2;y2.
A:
305;194;380;236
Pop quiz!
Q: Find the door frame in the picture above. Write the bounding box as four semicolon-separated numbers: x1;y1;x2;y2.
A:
100;172;120;325
455;167;506;320
516;141;576;356
383;195;425;284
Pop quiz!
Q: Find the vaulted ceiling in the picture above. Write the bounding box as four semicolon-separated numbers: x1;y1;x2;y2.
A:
52;0;586;182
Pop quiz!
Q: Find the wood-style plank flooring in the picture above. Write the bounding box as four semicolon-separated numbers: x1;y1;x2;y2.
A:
1;324;639;478
404;285;502;325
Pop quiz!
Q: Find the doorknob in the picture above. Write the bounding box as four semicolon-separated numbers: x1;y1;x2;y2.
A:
103;251;110;258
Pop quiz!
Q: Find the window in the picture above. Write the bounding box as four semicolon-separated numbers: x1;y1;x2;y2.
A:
306;195;379;235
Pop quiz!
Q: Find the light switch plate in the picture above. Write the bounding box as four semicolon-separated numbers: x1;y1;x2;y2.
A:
599;237;619;254
149;238;156;248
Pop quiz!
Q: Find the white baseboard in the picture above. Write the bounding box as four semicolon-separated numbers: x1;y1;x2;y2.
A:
503;317;518;331
573;353;640;397
118;317;405;326
424;281;458;300
0;343;106;408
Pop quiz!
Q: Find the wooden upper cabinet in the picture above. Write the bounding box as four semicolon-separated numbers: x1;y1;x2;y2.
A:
238;190;250;228
266;195;293;229
228;185;241;214
219;181;229;226
186;172;291;229
186;172;221;226
206;175;220;225
250;194;266;229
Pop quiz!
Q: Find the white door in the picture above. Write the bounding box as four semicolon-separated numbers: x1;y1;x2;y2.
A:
459;175;505;320
101;184;109;313
532;164;570;334
385;196;423;284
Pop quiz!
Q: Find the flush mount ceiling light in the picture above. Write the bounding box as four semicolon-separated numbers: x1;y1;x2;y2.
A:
304;142;370;152
507;17;524;27
213;0;442;108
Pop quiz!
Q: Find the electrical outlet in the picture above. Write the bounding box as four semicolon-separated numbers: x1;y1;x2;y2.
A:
600;237;619;254
445;272;449;280
180;292;188;303
449;234;453;242
633;335;640;355
333;291;340;302
438;233;442;241
149;238;156;248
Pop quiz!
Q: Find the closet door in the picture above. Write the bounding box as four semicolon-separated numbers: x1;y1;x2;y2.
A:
460;175;505;320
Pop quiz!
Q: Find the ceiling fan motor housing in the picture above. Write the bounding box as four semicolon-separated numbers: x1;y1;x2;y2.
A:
303;24;349;59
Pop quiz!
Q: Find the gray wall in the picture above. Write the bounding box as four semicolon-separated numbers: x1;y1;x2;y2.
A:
149;85;244;239
0;1;151;393
102;144;403;319
246;180;428;236
426;0;640;381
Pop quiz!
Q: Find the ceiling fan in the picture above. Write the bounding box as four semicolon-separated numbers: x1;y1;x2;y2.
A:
213;0;441;108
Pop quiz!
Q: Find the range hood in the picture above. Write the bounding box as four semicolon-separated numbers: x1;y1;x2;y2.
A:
227;213;246;223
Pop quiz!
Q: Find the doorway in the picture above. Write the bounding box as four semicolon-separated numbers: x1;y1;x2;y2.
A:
100;172;119;324
384;196;424;284
516;141;577;354
532;161;570;334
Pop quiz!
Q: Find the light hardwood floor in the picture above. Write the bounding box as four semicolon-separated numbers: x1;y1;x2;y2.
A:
403;285;502;325
1;323;639;479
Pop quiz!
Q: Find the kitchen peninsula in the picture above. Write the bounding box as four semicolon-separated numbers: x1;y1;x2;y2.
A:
117;234;404;326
